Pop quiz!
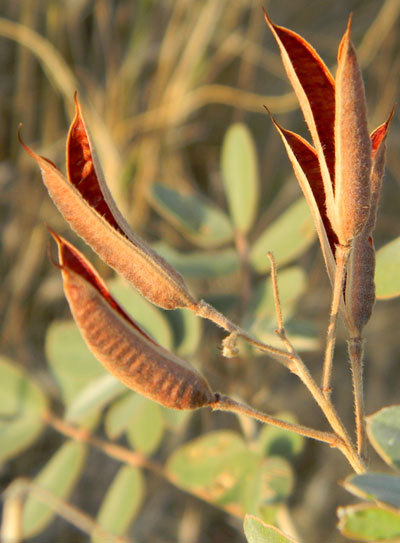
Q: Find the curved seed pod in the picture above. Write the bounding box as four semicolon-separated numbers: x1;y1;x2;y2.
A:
334;16;371;245
345;109;394;336
263;8;336;225
51;231;216;410
18;95;197;311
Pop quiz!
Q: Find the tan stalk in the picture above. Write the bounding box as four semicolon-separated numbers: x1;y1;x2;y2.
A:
211;395;341;448
2;478;131;543
322;243;351;398
348;337;367;458
266;253;364;473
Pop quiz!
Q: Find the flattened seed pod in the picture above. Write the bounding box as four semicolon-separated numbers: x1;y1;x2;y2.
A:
51;231;216;410
19;95;197;311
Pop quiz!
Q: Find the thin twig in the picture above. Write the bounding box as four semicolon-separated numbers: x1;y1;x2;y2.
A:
348;337;367;459
266;253;365;473
2;478;131;543
322;244;351;398
211;394;342;447
194;300;295;369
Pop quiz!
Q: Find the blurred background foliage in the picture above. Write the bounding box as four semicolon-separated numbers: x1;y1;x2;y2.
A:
0;0;399;542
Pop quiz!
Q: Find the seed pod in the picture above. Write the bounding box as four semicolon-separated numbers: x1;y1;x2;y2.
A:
19;94;197;311
51;231;216;410
334;16;371;245
345;109;394;336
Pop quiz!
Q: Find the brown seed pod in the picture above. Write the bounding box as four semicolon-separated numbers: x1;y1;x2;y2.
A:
51;231;216;410
334;16;372;245
18;94;197;311
345;108;394;336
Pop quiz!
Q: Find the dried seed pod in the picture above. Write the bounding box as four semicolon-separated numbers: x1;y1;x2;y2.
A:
19;95;197;311
334;16;371;245
51;231;216;410
345;109;394;336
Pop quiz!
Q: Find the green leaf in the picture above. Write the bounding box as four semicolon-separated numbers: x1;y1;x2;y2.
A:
22;440;87;537
250;198;315;273
244;514;300;543
166;431;256;505
241;457;294;515
164;307;202;357
152;242;240;279
159;405;191;431
125;395;164;455
257;413;305;460
376;237;400;299
105;393;164;455
367;406;400;470
221;123;259;233
0;356;47;462
92;466;144;543
105;392;139;439
65;374;126;424
109;277;173;349
46;320;107;406
343;473;400;509
150;183;233;248
338;503;400;540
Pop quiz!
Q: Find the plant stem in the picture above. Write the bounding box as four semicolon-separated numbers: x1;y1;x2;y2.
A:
267;251;365;473
322;244;350;398
43;411;244;518
212;394;341;446
194;299;294;369
2;478;131;543
348;337;367;459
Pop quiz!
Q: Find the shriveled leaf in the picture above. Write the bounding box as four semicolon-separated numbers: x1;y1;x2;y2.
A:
92;466;144;543
125;395;164;455
343;473;400;509
257;413;305;460
244;514;300;543
153;242;240;279
0;356;47;462
65;374;126;424
53;232;215;410
22;441;87;537
367;406;400;470
109;277;173;349
375;237;400;299
221;123;259;233
150;183;233;248
250;198;315;273
338;503;400;541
